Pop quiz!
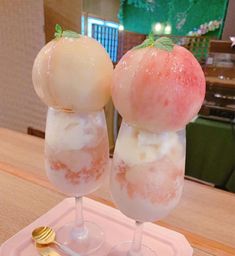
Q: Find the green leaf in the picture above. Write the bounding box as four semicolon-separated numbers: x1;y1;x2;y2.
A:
154;37;174;52
147;32;155;43
54;24;80;39
134;34;174;52
54;24;62;38
134;38;152;49
55;24;62;34
134;32;155;49
62;30;80;38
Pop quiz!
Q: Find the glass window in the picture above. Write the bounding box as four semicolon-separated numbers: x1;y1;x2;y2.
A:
82;16;119;63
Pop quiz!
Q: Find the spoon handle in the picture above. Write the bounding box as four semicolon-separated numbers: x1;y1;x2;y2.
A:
54;241;80;256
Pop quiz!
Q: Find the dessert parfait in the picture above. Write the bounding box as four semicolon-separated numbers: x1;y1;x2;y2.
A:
109;35;205;256
32;24;113;254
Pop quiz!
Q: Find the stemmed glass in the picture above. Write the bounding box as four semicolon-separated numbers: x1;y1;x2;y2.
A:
108;121;186;256
45;107;109;254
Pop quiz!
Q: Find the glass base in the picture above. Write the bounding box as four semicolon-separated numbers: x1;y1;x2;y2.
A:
56;221;104;255
108;242;157;256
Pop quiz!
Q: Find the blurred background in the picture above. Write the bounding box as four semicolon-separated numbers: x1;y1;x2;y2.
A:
0;0;234;192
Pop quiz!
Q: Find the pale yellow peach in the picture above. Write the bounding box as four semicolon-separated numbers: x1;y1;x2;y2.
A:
32;36;113;111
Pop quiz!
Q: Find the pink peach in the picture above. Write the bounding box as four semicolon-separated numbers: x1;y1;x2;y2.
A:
112;45;205;132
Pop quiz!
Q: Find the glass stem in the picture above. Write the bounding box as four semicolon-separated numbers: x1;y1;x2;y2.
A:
128;221;144;256
75;196;85;235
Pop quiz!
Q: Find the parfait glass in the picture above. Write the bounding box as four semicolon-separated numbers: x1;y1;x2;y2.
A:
108;121;186;256
45;108;109;254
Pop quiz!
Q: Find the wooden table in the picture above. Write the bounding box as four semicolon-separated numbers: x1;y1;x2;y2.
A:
0;128;234;256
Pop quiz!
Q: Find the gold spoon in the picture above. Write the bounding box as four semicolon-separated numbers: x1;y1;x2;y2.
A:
35;242;61;256
32;226;80;256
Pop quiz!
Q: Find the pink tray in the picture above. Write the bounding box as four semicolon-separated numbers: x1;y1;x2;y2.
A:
0;197;193;256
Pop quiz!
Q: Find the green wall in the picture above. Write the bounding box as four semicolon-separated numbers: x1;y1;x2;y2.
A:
119;0;228;38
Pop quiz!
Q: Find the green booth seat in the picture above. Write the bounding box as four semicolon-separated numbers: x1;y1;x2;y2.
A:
186;117;235;192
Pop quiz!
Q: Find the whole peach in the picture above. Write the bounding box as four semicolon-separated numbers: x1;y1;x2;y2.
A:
33;35;113;112
112;40;205;132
